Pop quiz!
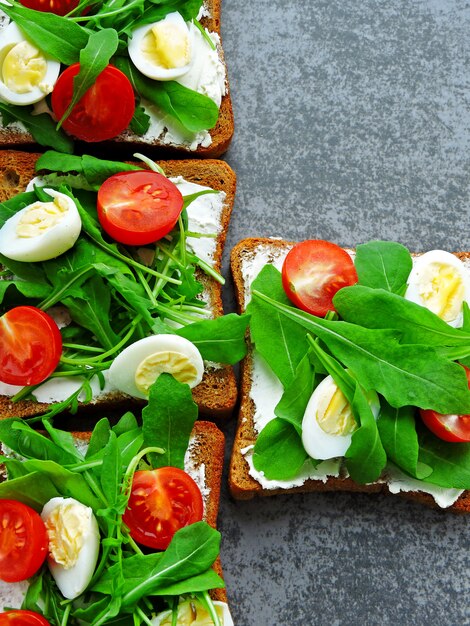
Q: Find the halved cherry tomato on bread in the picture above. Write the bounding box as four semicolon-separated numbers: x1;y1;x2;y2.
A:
0;306;62;386
97;171;184;246
0;611;50;626
282;240;358;317
420;365;470;442
0;500;48;583
19;0;80;15
123;467;204;550
51;64;135;142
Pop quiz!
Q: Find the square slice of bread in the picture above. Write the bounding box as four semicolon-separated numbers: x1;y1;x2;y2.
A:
229;237;470;512
0;420;229;608
0;150;237;419
0;0;234;158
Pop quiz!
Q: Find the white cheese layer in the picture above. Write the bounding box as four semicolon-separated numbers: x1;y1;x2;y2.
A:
241;242;467;507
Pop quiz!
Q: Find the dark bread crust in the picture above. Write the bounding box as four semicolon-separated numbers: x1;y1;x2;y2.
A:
229;237;470;512
0;0;234;158
0;151;237;419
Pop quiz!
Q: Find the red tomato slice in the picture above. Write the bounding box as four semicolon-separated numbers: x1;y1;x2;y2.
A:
123;467;204;550
0;500;48;583
51;64;135;142
0;306;62;386
282;240;358;317
419;366;470;442
0;612;50;626
19;0;80;15
97;171;184;246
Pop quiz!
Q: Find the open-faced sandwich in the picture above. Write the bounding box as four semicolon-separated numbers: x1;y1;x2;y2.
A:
230;237;470;511
0;0;233;156
0;373;234;625
0;150;247;421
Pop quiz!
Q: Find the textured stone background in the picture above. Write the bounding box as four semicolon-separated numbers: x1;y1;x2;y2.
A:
217;1;470;625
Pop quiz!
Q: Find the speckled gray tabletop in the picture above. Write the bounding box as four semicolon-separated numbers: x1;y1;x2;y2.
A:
217;1;470;625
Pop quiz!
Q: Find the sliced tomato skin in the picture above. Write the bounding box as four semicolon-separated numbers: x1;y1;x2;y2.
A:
419;366;470;442
0;306;62;386
0;611;51;626
0;500;48;583
97;171;184;246
282;240;358;317
19;0;80;15
123;467;204;550
51;64;135;142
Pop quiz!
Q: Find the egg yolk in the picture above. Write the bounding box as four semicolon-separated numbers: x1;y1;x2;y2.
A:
416;262;464;323
141;22;190;69
44;502;88;569
16;196;69;238
135;350;199;394
159;600;225;626
1;41;47;93
316;384;357;436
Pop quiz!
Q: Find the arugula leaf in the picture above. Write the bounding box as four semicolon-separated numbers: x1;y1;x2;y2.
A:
0;473;59;511
150;569;224;596
42;420;83;462
0;191;39;224
35;151;83;174
355;240;412;293
130;102;151;135
114;57;219;133
344;384;387;484
0;103;74;153
274;352;316;435
112;412;138;436
125;0;203;32
248;265;310;388
252;274;470;414
253;418;310;480
100;431;119;507
58;29;119;127
0;280;50;305
418;428;470;489
121;522;221;606
142;374;198;469
176;313;249;364
334;285;470;351
378;403;432;480
86;418;112;459
0;3;88;64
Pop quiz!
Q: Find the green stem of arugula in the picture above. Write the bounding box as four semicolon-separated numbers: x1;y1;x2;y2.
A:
133;153;166;176
135;267;158;307
155;303;204;326
61;318;141;365
136;607;154;626
60;602;71;626
62;343;105;353
198;591;222;626
152;255;174;298
86;233;182;285
68;0;141;21
178;215;187;267
192;18;217;50
195;255;225;284
37;266;92;310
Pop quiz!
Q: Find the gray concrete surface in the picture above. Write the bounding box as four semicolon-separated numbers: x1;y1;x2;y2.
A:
218;1;470;624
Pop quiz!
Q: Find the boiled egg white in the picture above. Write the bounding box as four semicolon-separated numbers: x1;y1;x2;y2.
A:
128;12;193;81
302;375;380;460
0;22;60;105
41;497;100;600
152;599;234;626
404;250;470;327
109;334;204;399
0;188;81;262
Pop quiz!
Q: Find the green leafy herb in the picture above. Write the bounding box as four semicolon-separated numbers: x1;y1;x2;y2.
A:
130;103;151;135
253;418;310;480
354;240;412;293
418;428;470;489
142;374;198;469
274;352;316;435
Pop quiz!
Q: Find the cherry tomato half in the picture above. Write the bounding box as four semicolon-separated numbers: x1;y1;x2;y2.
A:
19;0;80;15
282;239;358;317
0;611;50;626
51;64;135;142
123;467;204;550
97;171;184;246
0;500;48;583
420;366;470;442
0;306;62;386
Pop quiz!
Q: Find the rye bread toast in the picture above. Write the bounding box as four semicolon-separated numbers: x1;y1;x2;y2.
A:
0;0;234;158
0;150;238;419
229;237;470;512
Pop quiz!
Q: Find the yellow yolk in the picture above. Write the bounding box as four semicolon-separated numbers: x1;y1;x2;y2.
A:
142;22;190;69
316;384;357;436
44;501;88;569
135;350;199;394
159;599;225;625
1;40;47;94
416;262;464;323
15;195;70;238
